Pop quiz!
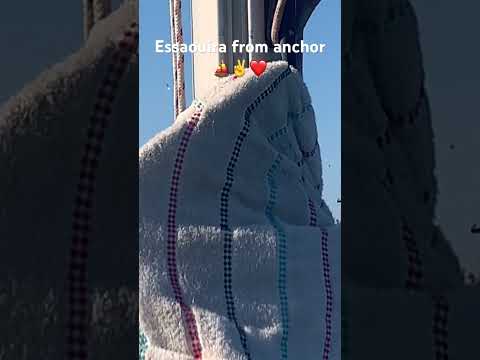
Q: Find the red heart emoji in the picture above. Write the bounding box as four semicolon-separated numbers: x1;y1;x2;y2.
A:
250;60;267;77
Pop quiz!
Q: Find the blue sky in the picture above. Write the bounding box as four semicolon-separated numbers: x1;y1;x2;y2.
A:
140;0;340;220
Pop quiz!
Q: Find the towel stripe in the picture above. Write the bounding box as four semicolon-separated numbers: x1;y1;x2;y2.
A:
266;155;290;360
66;22;138;360
308;198;318;227
220;67;292;359
321;229;333;360
167;102;204;359
309;198;333;359
402;220;424;291
432;296;449;360
268;103;313;143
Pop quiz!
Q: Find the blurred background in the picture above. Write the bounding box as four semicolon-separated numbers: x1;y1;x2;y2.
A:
0;0;124;104
139;0;342;221
412;1;480;275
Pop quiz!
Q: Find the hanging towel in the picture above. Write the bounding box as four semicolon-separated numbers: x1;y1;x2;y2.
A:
139;61;341;360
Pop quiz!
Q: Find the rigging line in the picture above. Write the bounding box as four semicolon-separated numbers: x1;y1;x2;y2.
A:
271;0;288;44
170;0;186;119
174;0;186;113
169;0;179;117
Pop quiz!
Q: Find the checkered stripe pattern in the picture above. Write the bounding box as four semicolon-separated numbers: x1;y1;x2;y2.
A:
321;229;333;360
375;80;429;291
220;67;291;360
168;0;179;116
167;102;205;359
297;140;319;168
265;154;290;360
66;22;138;360
301;139;319;159
304;186;334;358
307;197;332;358
432;296;449;360
402;221;424;291
307;192;332;358
268;123;289;142
308;198;318;227
267;104;313;144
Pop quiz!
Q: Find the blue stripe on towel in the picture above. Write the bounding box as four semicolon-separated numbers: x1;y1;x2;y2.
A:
220;67;292;360
265;154;290;360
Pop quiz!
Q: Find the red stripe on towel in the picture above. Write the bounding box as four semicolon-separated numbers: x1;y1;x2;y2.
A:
66;22;138;360
167;103;204;359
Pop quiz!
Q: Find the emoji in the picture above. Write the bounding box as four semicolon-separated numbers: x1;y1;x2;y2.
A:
215;61;228;77
234;59;246;78
250;60;267;77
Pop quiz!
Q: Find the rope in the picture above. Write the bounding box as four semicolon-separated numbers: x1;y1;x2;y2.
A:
169;0;179;117
83;0;112;41
169;0;186;119
83;0;94;41
271;0;288;44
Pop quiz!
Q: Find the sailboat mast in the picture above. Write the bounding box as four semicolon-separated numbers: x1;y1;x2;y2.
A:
191;0;256;99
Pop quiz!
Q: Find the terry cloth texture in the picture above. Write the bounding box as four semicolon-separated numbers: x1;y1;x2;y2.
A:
139;61;341;360
0;2;138;359
341;0;479;359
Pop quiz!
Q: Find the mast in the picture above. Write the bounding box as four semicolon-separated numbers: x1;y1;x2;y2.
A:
247;0;266;61
191;0;250;99
189;0;311;98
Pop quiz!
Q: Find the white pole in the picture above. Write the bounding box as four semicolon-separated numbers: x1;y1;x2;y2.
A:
191;0;221;99
232;0;249;65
